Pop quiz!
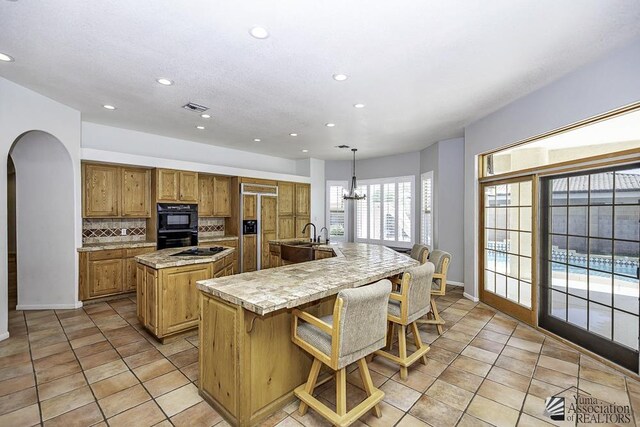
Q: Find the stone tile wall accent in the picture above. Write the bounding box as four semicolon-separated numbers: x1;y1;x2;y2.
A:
198;217;225;238
83;218;147;244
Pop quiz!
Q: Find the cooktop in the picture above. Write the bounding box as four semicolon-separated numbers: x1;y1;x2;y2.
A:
171;247;226;257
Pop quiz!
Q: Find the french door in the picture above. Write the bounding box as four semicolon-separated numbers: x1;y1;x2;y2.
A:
539;163;640;373
480;176;537;324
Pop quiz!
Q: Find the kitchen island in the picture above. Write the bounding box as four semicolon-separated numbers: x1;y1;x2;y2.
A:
135;245;235;341
196;242;418;426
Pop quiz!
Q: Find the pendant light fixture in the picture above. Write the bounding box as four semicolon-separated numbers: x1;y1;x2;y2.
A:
344;148;366;200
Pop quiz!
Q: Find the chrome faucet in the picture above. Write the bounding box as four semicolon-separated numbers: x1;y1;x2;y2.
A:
302;223;317;243
319;227;329;243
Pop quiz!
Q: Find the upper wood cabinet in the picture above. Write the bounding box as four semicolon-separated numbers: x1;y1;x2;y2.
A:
198;175;215;216
243;194;257;220
121;167;151;217
83;164;120;217
155;169;199;203
278;182;294;216
83;163;151;218
213;176;231;216
295;183;310;217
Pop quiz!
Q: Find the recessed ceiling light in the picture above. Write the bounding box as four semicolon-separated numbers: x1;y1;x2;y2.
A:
289;133;298;137
103;104;116;110
332;74;348;81
156;78;174;86
0;52;14;62
249;26;269;39
302;149;309;153
196;126;205;130
354;103;365;108
253;138;261;142
201;114;211;119
325;123;336;127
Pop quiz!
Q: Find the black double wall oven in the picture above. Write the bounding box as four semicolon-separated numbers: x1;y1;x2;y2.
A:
157;203;198;249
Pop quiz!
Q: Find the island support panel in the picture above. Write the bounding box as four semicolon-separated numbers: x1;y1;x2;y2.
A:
199;292;335;426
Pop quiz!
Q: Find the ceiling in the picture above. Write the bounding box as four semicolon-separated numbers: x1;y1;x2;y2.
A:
1;1;639;161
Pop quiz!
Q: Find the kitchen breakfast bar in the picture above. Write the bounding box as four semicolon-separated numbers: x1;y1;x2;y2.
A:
196;242;418;427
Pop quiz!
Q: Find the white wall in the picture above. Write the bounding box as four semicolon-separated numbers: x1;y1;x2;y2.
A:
0;76;83;339
309;158;326;228
464;36;640;299
11;132;78;309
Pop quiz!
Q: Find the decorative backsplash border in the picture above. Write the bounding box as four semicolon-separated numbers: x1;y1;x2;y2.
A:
83;219;147;244
199;217;225;238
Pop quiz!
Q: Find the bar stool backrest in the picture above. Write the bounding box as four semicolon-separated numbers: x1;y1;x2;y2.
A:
403;262;435;322
409;244;430;264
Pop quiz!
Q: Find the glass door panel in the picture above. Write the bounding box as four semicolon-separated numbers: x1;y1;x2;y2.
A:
539;164;640;373
481;176;536;324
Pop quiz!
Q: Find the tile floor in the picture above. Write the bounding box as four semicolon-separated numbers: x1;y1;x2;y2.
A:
1;286;639;426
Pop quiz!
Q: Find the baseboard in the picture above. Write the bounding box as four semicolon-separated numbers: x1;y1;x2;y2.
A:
16;301;83;310
447;281;464;287
0;331;9;342
463;292;479;302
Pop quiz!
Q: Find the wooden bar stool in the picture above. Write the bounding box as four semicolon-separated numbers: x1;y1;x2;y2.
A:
291;280;392;427
417;250;451;335
376;262;435;380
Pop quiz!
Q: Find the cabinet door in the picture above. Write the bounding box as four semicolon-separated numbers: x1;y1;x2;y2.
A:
156;169;179;202
161;264;211;335
296;216;311;239
278;217;295;239
261;196;277;269
121;167;151;217
83;164;119;217
213;176;231;217
243;235;257;272
145;268;158;333
216;239;238;272
278;182;294;216
295;183;310;217
124;247;155;292
88;258;123;297
136;264;146;324
243;194;257;220
179;171;199;202
198;175;215;217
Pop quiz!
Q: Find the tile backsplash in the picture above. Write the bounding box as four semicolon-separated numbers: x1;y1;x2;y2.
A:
198;217;225;238
83;219;146;244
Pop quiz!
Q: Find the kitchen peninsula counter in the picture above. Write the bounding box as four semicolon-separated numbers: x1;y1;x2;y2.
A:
196;242;418;426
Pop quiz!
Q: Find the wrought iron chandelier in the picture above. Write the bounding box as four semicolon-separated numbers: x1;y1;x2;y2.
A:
344;148;366;200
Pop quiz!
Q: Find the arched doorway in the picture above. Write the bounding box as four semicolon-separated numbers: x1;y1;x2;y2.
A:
8;130;78;311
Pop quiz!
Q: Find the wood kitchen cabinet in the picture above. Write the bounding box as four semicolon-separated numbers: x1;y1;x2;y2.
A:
83;163;151;218
155;168;199;203
277;181;311;239
137;253;234;340
199;238;238;273
295;216;311;239
79;246;155;301
198;175;231;217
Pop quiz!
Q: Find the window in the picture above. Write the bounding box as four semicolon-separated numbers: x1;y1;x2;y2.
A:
421;172;434;247
326;181;347;241
355;176;414;248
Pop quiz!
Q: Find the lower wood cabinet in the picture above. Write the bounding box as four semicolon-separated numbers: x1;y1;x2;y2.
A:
199;238;238;273
137;253;234;340
79;246;156;301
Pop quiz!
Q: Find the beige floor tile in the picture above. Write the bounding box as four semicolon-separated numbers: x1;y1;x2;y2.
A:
91;370;139;400
390;367;435;393
537;355;579;377
78;348;121;370
487;366;531;393
533;366;577;390
476;329;510;344
457;413;494;427
425;379;474;411
0;350;31;369
578;379;630;406
359;400;404;427
477;379;526;410
30;342;71;361
274;417;304;427
157;339;194;357
43;401;104;427
380;379;421;411
85;359;129;384
347;366;388;390
257;409;290;427
0;361;33;382
540;344;580;365
155;383;203;417
517;413;554;426
450;355;491;377
0;386;37;416
124;348;164;369
181;361;199;382
502;345;540;363
144;369;190;398
115;339;155;358
461;345;499;364
396;414;429;427
0;372;35;397
579;365;626;390
409;395;462;427
527;379;564;400
430;336;467;353
133;358;176;382
98;383;151;418
469;337;506;354
466;395;520;427
40;385;95;421
424;346;457;364
33;350;76;371
170;400;223;427
107;400;166;426
69;333;106;349
495;354;536;377
438;366;484;393
36;360;82;384
73;340;114;359
0;402;40;427
168;347;199;368
368;357;400;377
38;372;87;401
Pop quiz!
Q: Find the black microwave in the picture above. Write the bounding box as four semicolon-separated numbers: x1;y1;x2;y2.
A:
157;204;198;249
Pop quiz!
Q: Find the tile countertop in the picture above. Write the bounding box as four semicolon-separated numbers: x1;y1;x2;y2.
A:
196;242;419;316
135;246;235;269
268;238;333;251
77;241;157;252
